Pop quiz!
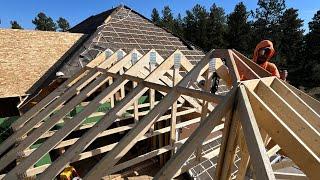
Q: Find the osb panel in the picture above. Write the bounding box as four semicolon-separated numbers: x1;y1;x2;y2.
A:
0;29;83;97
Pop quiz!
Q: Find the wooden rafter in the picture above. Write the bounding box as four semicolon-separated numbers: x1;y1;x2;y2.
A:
0;47;319;180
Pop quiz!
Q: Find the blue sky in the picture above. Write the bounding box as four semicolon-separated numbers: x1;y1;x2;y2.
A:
0;0;318;32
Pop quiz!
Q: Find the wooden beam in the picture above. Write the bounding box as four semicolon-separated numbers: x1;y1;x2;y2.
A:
195;69;213;161
102;71;224;103
284;81;320;114
13;48;113;132
4;77;129;179
232;49;271;77
269;78;320;131
217;49;240;84
218;110;240;180
245;87;320;179
232;51;260;80
238;85;275;180
133;82;139;123
213;108;235;179
154;87;237;180
0;68;100;157
36;50;180;179
170;64;179;155
0;74;111;171
84;49;218;179
255;81;320;155
273;172;308;180
235;128;250;180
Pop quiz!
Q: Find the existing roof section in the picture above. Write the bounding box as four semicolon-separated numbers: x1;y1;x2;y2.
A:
69;7;116;34
61;6;204;77
0;29;85;98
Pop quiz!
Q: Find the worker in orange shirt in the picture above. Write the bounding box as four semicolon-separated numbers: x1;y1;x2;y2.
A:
253;40;280;78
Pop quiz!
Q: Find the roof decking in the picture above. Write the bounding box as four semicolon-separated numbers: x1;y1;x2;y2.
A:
0;29;85;97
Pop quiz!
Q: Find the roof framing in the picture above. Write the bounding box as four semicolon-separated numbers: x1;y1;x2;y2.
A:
0;48;319;180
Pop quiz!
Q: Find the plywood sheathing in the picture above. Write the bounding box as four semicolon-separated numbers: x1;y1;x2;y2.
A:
0;29;84;98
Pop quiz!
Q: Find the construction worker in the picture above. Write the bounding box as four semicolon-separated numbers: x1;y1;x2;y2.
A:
253;40;280;78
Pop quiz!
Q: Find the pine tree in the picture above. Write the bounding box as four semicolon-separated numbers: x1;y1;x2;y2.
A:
253;0;286;63
161;6;174;31
32;12;57;31
173;13;184;37
57;17;70;32
151;8;161;25
183;4;209;50
278;8;304;67
226;2;252;55
304;10;320;85
207;3;227;49
183;10;197;44
10;21;23;29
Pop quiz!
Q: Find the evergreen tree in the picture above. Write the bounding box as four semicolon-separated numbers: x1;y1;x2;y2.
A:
304;10;320;85
57;17;70;32
226;2;252;55
173;13;184;37
207;3;227;49
10;20;23;29
278;8;304;67
151;8;161;25
183;10;197;44
32;12;57;31
161;6;174;31
253;0;286;63
183;4;209;50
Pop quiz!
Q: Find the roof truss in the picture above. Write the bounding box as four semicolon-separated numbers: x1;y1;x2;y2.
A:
0;48;319;180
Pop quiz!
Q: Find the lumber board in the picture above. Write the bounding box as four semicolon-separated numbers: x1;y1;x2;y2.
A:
9;49;164;177
232;49;271;77
13;67;90;130
85;87;180;178
4;77;129;179
213;108;234;179
232;52;260;80
170;67;179;155
0;68;101;164
219;109;240;180
28;123;223;177
102;71;224;103
267;145;281;158
0;74;110;171
25;105;188;154
14;46;113;131
269;78;320;131
235;128;250;180
37;51;179;179
98;49;127;69
255;81;320;155
245;87;320;179
238;85;275;180
195;69;213;161
153;87;237;180
273;172;308;180
284;81;320;114
84;49;217;179
215;49;240;84
31;114;200;177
